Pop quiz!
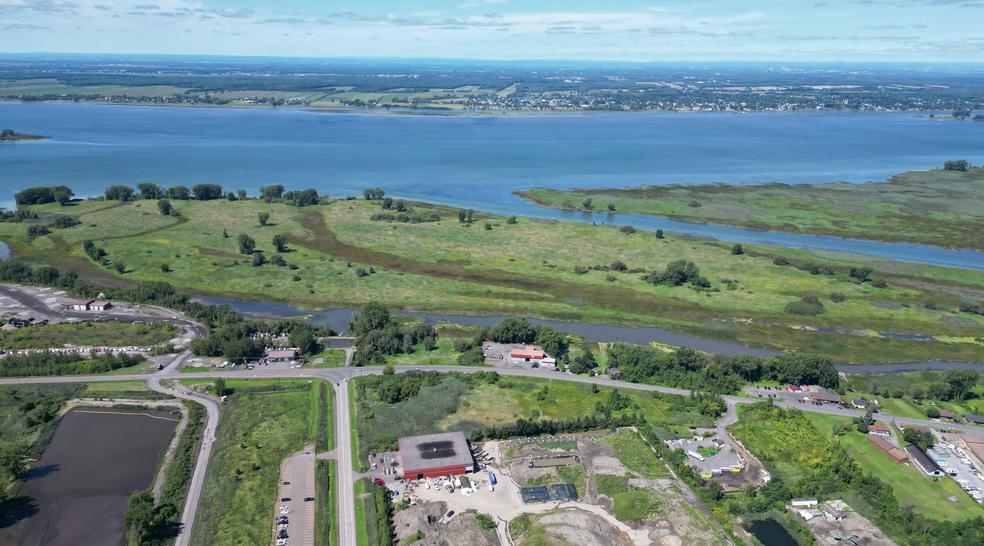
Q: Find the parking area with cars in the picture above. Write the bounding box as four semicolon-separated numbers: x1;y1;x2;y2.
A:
932;432;984;504
275;450;316;546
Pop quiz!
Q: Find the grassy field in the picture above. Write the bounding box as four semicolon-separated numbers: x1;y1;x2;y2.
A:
355;374;710;464
312;349;347;367
804;412;984;521
0;321;176;350
354;478;370;546
601;431;669;479
83;380;150;393
189;388;313;546
843;372;984;419
5;197;984;364
595;473;661;521
517;167;984;251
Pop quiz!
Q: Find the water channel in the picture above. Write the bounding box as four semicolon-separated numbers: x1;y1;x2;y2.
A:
194;296;984;372
0;407;179;546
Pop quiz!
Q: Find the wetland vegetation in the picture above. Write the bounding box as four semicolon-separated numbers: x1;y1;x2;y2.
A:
517;166;984;251
1;188;983;364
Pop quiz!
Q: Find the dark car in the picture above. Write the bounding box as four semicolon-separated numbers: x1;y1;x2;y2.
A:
304;497;315;502
446;510;455;518
283;481;290;485
281;497;291;502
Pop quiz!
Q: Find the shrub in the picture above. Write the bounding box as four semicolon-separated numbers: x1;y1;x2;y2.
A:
785;295;825;316
50;215;80;229
871;279;887;288
821;265;835;275
237;233;256;255
830;292;846;303
114;261;126;274
606;274;617;282
655;229;664;239
573;265;588;275
687;200;702;208
619;225;636;234
849;265;873;282
355;268;368;277
923;298;937;310
272;234;288;252
485;223;492;230
292;275;301;281
270;254;286;267
506;215;517;224
773;256;789;266
452;339;473;353
610;260;627;271
582;198;593;210
26;224;50;237
607;203;616;211
252;252;266;266
731;243;743;255
160;264;170;272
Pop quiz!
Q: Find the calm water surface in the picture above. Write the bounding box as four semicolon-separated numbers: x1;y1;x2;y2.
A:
2;103;983;268
749;519;799;546
1;407;178;546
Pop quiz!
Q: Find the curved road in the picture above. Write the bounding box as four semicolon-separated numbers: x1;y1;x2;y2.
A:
3;284;983;546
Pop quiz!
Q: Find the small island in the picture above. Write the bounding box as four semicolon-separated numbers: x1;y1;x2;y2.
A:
0;128;50;142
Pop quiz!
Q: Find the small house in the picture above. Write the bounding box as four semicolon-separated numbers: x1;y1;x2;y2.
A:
821;502;845;521
964;414;984;426
868;435;908;464
90;301;112;311
852;398;867;409
267;348;299;363
868;423;891;437
812;388;842;404
71;299;94;311
607;367;621;379
791;498;818;508
905;444;945;476
510;346;546;363
938;409;957;421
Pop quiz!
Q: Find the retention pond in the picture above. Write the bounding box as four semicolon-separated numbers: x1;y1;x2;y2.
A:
0;407;179;546
749;519;800;546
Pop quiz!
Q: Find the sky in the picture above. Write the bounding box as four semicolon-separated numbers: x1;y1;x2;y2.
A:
1;0;983;62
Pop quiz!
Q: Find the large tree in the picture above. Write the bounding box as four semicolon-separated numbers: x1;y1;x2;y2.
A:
943;368;980;401
237;233;256;255
105;185;135;201
191;183;223;201
260;184;285;200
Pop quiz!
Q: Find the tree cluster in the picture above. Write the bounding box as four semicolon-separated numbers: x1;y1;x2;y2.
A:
363;187;386;200
784;294;825;316
641;259;709;288
370;212;440;223
470;412;641;441
0;350;145;377
14;185;73;206
349;302;438;366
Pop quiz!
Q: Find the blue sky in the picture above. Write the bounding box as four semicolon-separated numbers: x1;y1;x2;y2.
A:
1;0;982;61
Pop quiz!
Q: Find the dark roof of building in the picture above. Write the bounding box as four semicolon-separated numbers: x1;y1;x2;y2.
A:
399;431;472;472
868;435;908;463
904;444;942;473
965;414;984;424
812;388;841;402
938;409;956;419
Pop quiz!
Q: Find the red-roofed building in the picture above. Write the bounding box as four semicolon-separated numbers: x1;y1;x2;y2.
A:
938;409;957;421
510;346;546;363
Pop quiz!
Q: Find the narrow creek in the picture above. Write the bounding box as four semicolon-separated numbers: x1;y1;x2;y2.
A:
193;296;984;372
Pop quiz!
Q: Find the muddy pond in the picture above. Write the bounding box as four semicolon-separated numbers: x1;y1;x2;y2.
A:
0;407;178;546
749;519;800;546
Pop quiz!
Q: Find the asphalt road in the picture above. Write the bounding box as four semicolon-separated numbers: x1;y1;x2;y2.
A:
334;379;358;546
4;283;984;546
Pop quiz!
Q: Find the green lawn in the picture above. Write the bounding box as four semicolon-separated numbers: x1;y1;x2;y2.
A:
354;478;370;546
874;398;928;420
6;197;984;364
0;321;177;349
804;413;984;521
83;380;149;393
312;349;347;367
189;389;313;546
601;431;669;479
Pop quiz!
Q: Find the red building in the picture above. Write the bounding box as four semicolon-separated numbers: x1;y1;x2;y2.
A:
399;431;474;480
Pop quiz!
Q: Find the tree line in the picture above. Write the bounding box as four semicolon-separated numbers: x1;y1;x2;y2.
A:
0;350;145;377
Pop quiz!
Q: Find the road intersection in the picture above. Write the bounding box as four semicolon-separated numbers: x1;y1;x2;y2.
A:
2;283;983;546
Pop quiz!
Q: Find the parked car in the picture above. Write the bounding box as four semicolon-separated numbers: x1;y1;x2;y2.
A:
446;510;455;518
283;481;290;485
281;497;291;502
304;497;314;502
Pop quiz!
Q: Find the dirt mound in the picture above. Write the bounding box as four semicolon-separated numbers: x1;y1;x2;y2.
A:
393;502;500;546
533;509;636;546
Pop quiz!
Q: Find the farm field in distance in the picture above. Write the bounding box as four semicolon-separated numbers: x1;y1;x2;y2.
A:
3;195;984;364
517;166;984;252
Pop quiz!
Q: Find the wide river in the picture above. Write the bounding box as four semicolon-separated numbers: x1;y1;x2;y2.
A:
2;102;983;269
0;407;178;546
